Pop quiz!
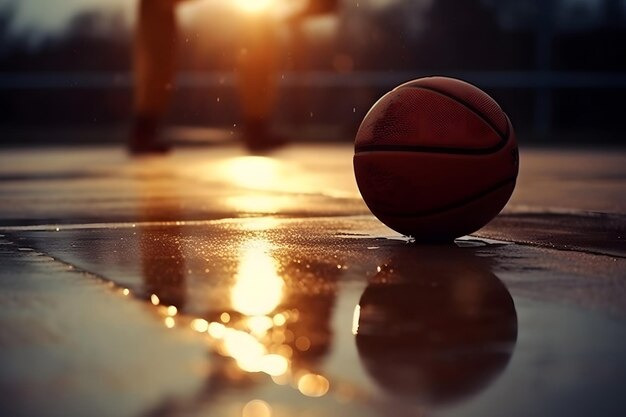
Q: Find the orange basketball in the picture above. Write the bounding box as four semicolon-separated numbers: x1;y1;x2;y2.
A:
353;77;519;242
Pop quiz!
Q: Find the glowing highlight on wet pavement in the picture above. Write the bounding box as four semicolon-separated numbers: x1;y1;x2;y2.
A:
2;146;625;417
231;239;284;317
140;230;340;402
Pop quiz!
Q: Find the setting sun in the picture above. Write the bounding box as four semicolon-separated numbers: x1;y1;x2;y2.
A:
235;0;275;13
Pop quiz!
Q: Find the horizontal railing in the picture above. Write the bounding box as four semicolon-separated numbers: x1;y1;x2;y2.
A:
1;71;626;89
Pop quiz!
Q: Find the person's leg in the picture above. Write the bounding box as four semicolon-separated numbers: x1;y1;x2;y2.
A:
237;12;286;152
130;0;178;155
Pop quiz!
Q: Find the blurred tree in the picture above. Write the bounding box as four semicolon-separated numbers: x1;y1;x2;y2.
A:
0;2;16;59
33;9;132;71
64;9;129;41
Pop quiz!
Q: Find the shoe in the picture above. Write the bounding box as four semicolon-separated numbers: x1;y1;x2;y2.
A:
128;115;172;156
242;120;288;154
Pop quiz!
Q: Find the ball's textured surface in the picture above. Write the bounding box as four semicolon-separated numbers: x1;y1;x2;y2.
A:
353;77;519;242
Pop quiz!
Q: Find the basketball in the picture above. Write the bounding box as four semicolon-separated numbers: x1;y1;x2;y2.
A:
353;77;519;242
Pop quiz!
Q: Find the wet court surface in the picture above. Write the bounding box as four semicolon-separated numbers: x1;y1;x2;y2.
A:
0;144;625;417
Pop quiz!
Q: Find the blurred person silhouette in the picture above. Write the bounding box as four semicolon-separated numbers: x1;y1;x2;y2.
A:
131;0;339;155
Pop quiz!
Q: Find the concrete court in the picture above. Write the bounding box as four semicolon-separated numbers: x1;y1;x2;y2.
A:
0;143;625;417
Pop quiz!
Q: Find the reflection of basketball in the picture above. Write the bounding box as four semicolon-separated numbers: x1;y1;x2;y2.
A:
353;77;519;242
355;246;518;404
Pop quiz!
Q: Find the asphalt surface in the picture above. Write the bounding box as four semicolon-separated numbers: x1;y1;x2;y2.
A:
0;144;625;417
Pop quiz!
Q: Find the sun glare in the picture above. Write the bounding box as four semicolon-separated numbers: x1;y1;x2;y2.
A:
220;156;282;190
149;234;336;389
225;194;288;214
235;0;274;13
231;239;284;316
351;305;361;335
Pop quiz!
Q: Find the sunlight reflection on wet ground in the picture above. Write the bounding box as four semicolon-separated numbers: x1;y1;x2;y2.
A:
1;145;625;417
5;216;626;417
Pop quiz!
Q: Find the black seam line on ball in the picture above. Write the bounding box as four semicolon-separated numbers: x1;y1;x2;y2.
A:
354;141;508;155
403;84;508;140
371;176;517;219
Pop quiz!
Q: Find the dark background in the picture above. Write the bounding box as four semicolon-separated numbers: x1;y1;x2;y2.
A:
1;0;625;145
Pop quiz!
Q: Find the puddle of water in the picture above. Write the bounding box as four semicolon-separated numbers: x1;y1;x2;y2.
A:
5;217;626;417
